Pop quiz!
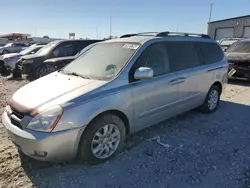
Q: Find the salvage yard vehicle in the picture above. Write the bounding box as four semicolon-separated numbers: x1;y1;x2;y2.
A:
226;39;250;80
2;31;228;164
0;43;27;54
43;42;99;75
219;37;242;52
0;45;44;75
17;39;101;79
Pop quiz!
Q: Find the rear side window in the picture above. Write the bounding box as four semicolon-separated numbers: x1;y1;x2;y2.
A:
166;42;200;72
198;42;224;64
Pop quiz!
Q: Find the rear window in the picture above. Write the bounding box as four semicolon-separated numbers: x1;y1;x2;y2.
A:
198;42;224;65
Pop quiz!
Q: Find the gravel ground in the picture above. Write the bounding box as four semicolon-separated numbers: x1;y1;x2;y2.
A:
1;77;250;188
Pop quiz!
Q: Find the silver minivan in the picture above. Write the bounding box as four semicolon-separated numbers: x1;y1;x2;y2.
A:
2;32;228;164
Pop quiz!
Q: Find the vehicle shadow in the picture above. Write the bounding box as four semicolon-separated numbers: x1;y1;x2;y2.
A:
228;79;250;87
20;99;250;188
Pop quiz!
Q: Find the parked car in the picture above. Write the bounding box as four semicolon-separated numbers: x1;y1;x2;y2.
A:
0;43;27;54
44;42;99;75
219;38;242;52
2;32;228;164
226;39;250;80
17;39;101;79
0;45;44;75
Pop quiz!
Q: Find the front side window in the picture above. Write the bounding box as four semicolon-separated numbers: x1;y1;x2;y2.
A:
52;43;74;57
167;42;200;72
63;42;140;80
15;43;26;47
130;43;170;81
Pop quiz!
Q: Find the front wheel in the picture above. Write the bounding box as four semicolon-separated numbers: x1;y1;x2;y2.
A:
199;85;220;113
78;114;126;164
2;50;9;54
35;65;48;79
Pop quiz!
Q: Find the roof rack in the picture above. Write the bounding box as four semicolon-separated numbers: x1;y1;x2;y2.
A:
120;31;210;39
156;31;210;38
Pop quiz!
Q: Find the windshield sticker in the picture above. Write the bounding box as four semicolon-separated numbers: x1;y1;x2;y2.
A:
105;64;117;77
123;44;139;50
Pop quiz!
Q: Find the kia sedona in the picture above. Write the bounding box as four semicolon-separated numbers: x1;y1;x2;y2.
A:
2;31;228;164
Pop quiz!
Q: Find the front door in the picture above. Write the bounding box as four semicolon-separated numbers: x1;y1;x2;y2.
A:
129;42;179;131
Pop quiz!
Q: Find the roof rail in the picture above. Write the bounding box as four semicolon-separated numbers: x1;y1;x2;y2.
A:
120;31;210;39
120;34;136;38
156;32;210;38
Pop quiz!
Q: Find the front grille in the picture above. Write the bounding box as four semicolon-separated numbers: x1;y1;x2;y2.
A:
8;107;24;129
12;109;24;119
10;118;23;129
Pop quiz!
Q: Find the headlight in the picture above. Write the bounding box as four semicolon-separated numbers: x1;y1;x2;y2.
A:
4;57;14;62
27;105;63;132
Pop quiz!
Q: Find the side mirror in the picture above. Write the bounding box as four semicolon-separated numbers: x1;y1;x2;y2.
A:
134;67;153;80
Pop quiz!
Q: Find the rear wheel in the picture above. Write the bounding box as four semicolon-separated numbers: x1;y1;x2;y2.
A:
199;85;220;113
78;114;126;164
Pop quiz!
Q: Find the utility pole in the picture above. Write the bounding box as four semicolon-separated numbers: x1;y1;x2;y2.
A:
208;3;214;23
109;16;112;38
96;27;99;39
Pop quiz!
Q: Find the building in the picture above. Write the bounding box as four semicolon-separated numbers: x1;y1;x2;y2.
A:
208;15;250;40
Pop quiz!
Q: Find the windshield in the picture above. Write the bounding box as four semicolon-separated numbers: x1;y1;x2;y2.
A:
4;43;13;47
76;43;98;57
220;39;239;46
36;41;60;56
63;42;140;80
227;41;250;53
20;46;38;55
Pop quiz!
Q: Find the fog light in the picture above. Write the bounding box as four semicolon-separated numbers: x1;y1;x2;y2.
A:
34;151;47;157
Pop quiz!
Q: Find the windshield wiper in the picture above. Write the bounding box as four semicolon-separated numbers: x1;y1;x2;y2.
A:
65;72;90;79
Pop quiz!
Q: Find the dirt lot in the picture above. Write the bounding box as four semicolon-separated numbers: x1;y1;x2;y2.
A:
1;77;250;188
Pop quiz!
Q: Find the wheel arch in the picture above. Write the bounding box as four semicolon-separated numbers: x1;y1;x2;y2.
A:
212;81;223;95
86;109;130;136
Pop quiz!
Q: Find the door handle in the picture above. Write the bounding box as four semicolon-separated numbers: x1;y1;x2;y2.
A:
169;77;186;85
207;66;226;72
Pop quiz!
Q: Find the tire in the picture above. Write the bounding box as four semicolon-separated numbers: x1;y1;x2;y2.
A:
199;85;220;113
35;65;48;79
2;50;9;54
78;114;126;164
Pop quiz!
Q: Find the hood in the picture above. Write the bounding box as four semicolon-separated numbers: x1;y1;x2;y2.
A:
44;56;76;63
22;53;43;60
2;53;20;59
225;52;250;62
9;72;107;115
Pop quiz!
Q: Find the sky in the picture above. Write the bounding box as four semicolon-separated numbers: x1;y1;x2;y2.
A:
1;0;250;39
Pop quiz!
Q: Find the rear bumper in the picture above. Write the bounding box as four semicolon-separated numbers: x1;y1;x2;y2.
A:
2;111;82;162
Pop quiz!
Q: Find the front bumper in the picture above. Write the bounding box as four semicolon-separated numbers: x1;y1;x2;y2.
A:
2;111;81;162
228;63;250;80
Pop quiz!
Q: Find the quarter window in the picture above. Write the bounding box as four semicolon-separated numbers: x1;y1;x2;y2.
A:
198;42;224;64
